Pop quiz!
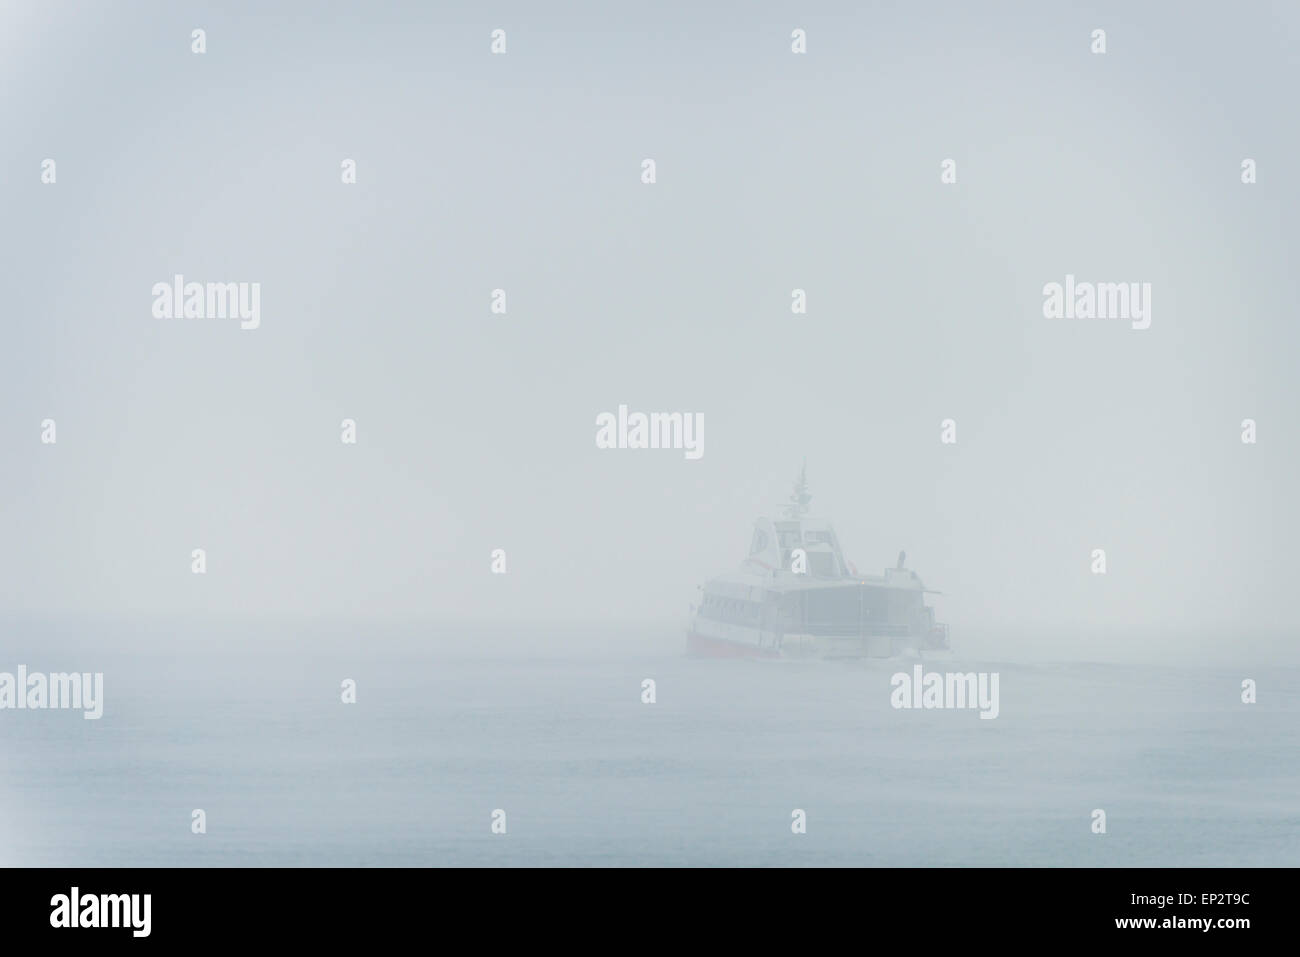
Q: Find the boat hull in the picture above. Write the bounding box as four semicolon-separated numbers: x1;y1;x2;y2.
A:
686;618;909;659
686;630;781;659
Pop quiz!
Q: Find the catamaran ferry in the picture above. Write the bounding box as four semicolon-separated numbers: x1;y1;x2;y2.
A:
687;467;949;659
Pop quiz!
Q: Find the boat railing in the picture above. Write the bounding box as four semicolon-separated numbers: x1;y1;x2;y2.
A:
804;622;911;638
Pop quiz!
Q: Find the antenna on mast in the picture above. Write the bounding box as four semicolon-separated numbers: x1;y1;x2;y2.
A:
783;460;812;518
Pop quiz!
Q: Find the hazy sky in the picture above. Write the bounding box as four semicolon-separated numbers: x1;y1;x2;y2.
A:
2;1;1297;655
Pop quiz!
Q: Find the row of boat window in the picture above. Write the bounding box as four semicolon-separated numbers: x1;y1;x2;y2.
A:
701;593;761;621
752;528;836;555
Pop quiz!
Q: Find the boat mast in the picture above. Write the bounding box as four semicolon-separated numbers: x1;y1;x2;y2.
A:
783;461;812;519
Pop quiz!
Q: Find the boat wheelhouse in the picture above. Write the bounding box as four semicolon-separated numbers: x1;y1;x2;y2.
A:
687;467;949;659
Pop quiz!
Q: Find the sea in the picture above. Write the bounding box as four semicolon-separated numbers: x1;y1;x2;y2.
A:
0;619;1296;866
